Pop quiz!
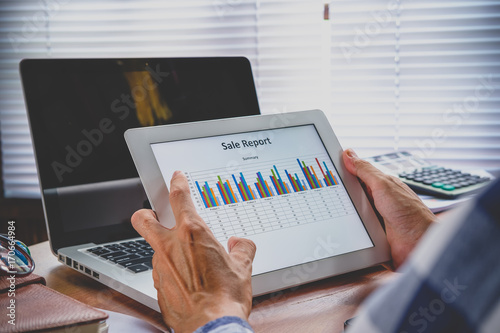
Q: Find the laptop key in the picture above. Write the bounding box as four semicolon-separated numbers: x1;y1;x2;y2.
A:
89;248;111;256
104;246;122;252
137;250;154;257
100;251;128;260
128;264;150;273
118;256;153;268
87;247;104;253
110;253;141;264
120;242;141;249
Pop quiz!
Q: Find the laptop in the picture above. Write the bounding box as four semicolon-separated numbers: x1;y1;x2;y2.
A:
20;57;260;311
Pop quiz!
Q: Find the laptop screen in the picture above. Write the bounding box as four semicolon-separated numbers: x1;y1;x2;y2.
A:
21;57;260;251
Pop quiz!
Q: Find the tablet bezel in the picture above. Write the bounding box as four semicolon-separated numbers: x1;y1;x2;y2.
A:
125;109;390;295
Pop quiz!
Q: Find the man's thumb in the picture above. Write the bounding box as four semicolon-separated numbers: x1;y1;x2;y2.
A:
343;148;385;186
228;237;256;268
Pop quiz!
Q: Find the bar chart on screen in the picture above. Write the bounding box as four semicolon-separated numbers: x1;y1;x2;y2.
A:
149;124;374;273
184;153;356;242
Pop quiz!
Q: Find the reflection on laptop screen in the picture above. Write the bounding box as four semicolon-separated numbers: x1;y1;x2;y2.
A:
21;57;260;250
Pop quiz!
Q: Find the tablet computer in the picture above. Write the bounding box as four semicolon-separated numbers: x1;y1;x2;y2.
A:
125;109;390;295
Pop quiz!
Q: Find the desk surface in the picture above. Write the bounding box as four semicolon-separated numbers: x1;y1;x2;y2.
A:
31;241;394;333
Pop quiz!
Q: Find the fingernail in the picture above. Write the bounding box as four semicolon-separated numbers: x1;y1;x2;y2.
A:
346;149;358;159
172;170;182;177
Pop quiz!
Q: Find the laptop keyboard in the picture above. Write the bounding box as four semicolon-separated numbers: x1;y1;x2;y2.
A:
86;239;154;273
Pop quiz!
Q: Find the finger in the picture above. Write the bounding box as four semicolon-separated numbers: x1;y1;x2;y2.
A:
228;236;256;268
169;171;201;227
131;209;170;249
343;149;387;190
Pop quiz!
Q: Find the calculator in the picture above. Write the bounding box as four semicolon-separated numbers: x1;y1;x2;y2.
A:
364;151;493;199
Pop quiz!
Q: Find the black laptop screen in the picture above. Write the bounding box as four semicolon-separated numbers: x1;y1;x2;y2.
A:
21;57;260;251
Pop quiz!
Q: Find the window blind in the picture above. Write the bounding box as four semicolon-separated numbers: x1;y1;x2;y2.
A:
328;0;500;167
0;0;259;198
1;0;499;198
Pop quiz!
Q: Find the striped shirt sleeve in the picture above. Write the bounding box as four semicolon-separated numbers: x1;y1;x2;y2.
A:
347;179;500;333
193;316;254;333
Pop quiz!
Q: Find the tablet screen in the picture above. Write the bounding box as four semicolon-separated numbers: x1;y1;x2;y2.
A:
150;124;373;275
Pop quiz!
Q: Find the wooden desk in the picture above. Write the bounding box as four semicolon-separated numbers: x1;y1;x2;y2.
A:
30;241;394;333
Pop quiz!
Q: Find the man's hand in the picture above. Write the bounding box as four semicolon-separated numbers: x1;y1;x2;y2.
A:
131;171;256;333
343;149;436;269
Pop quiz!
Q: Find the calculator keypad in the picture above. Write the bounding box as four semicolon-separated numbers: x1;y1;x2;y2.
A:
399;167;490;193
